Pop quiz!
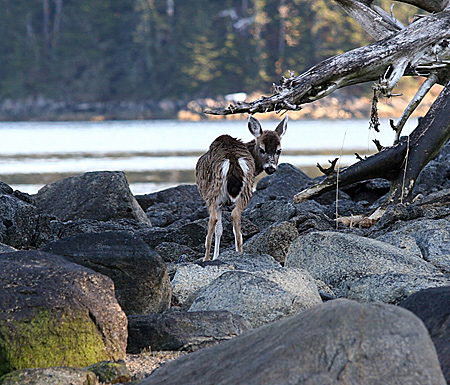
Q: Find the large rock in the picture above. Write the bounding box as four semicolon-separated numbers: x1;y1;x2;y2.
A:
85;360;130;384
34;171;150;224
42;231;171;315
247;163;313;209
375;219;450;273
216;250;281;271
0;367;98;385
172;262;236;306
0;243;15;254
50;218;152;240
127;310;251;353
135;184;207;228
139;299;446;385
0;192;37;248
347;273;450;304
171;253;281;306
243;221;298;263
189;268;322;328
400;286;450;384
286;231;445;300
0;250;128;376
243;199;297;229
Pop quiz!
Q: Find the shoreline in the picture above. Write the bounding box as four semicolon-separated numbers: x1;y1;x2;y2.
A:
0;87;442;122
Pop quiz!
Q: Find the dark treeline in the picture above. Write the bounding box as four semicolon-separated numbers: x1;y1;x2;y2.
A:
0;0;421;103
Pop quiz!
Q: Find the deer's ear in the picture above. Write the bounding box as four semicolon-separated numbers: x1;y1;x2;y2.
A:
248;116;262;138
275;116;288;138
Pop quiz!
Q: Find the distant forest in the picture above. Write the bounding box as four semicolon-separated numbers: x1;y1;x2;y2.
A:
0;0;423;103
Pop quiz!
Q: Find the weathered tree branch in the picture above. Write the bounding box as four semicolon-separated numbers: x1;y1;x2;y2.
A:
396;0;450;13
294;80;450;204
205;1;450;210
388;79;450;203
390;72;439;143
205;11;450;116
337;0;403;40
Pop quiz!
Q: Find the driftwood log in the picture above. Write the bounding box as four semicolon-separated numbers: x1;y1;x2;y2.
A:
206;0;450;206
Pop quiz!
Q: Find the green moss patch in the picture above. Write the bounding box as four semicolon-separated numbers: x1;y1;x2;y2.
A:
0;308;109;376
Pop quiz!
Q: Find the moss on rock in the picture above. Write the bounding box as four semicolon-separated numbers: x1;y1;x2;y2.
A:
0;308;111;376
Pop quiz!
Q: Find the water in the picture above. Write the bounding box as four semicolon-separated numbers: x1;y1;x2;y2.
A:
0;118;417;195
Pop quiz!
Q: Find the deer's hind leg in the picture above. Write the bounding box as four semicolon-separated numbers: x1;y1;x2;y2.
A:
231;199;246;253
212;207;223;260
204;205;218;261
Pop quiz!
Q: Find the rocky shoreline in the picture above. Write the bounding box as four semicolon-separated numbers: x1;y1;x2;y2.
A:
0;140;450;384
0;87;441;121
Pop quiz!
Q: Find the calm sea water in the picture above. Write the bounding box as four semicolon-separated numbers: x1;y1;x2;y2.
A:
0;118;417;195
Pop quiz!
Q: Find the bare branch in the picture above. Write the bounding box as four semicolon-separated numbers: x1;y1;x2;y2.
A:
391;72;439;143
336;0;403;40
206;12;450;116
395;0;450;13
294;80;450;205
317;158;339;176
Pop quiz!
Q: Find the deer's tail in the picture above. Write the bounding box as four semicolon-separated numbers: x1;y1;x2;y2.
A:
226;158;250;199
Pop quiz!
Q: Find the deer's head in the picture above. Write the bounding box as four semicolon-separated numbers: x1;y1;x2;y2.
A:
248;115;287;175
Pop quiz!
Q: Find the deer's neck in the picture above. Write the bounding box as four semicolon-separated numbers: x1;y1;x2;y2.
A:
246;140;264;176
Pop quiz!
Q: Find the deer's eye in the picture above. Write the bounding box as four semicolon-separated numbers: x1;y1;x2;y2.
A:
259;148;266;154
276;149;282;156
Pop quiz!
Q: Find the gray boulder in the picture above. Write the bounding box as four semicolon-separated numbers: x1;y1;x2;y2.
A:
248;163;313;209
0;250;128;376
286;231;444;299
216;250;281;271
172;262;236;306
85;360;130;384
136;184;207;227
127;310;251;353
140;299;446;385
0;243;15;254
376;231;423;259
243;221;298;264
42;231;171;315
189;268;321;328
376;219;450;273
155;242;200;263
243;199;297;229
0;192;37;248
34;171;150;224
171;253;281;306
0;367;98;385
347;273;450;304
50;218;152;240
400;286;450;384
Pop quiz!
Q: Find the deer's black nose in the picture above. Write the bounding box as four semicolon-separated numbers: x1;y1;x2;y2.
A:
265;166;276;175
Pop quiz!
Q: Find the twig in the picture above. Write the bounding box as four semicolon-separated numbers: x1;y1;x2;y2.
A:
369;88;380;132
400;135;410;204
373;139;384;152
335;132;346;229
317;158;339;176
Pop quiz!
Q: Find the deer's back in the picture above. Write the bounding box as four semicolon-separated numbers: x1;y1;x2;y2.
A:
196;135;255;204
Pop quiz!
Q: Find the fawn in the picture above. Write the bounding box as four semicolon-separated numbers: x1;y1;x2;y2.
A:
196;115;288;261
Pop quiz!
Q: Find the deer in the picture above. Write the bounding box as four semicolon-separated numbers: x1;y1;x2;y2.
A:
196;115;288;261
